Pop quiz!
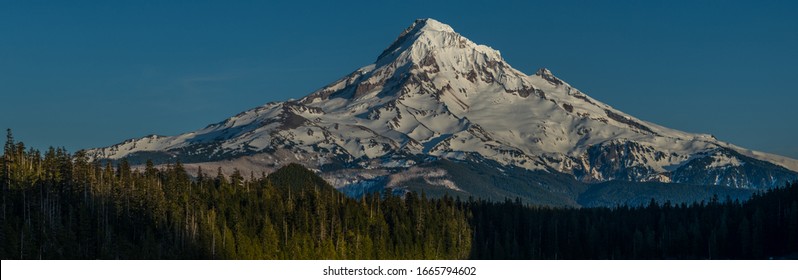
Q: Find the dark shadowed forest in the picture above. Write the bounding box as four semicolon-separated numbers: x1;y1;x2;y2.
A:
2;130;796;259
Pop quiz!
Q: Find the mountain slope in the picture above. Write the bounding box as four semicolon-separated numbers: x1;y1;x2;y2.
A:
86;18;798;200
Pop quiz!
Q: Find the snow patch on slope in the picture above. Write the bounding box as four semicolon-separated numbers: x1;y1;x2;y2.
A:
708;152;744;168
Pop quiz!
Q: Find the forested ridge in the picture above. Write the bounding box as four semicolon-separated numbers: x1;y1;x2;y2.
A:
2;130;797;259
0;130;471;259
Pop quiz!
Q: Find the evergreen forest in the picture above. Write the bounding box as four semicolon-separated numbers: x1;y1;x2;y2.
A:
2;130;796;259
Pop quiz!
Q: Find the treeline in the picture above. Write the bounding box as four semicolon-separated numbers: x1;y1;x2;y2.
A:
1;129;797;259
0;130;471;259
469;185;798;259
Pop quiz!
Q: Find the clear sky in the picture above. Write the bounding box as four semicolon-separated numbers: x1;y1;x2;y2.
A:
1;0;796;159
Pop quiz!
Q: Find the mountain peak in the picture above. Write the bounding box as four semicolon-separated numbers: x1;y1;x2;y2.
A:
376;18;475;63
411;18;455;33
375;18;503;71
85;19;798;194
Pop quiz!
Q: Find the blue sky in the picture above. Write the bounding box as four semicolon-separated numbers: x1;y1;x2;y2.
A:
1;0;796;159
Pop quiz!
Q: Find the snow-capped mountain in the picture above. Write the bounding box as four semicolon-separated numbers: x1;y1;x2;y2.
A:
86;19;798;204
